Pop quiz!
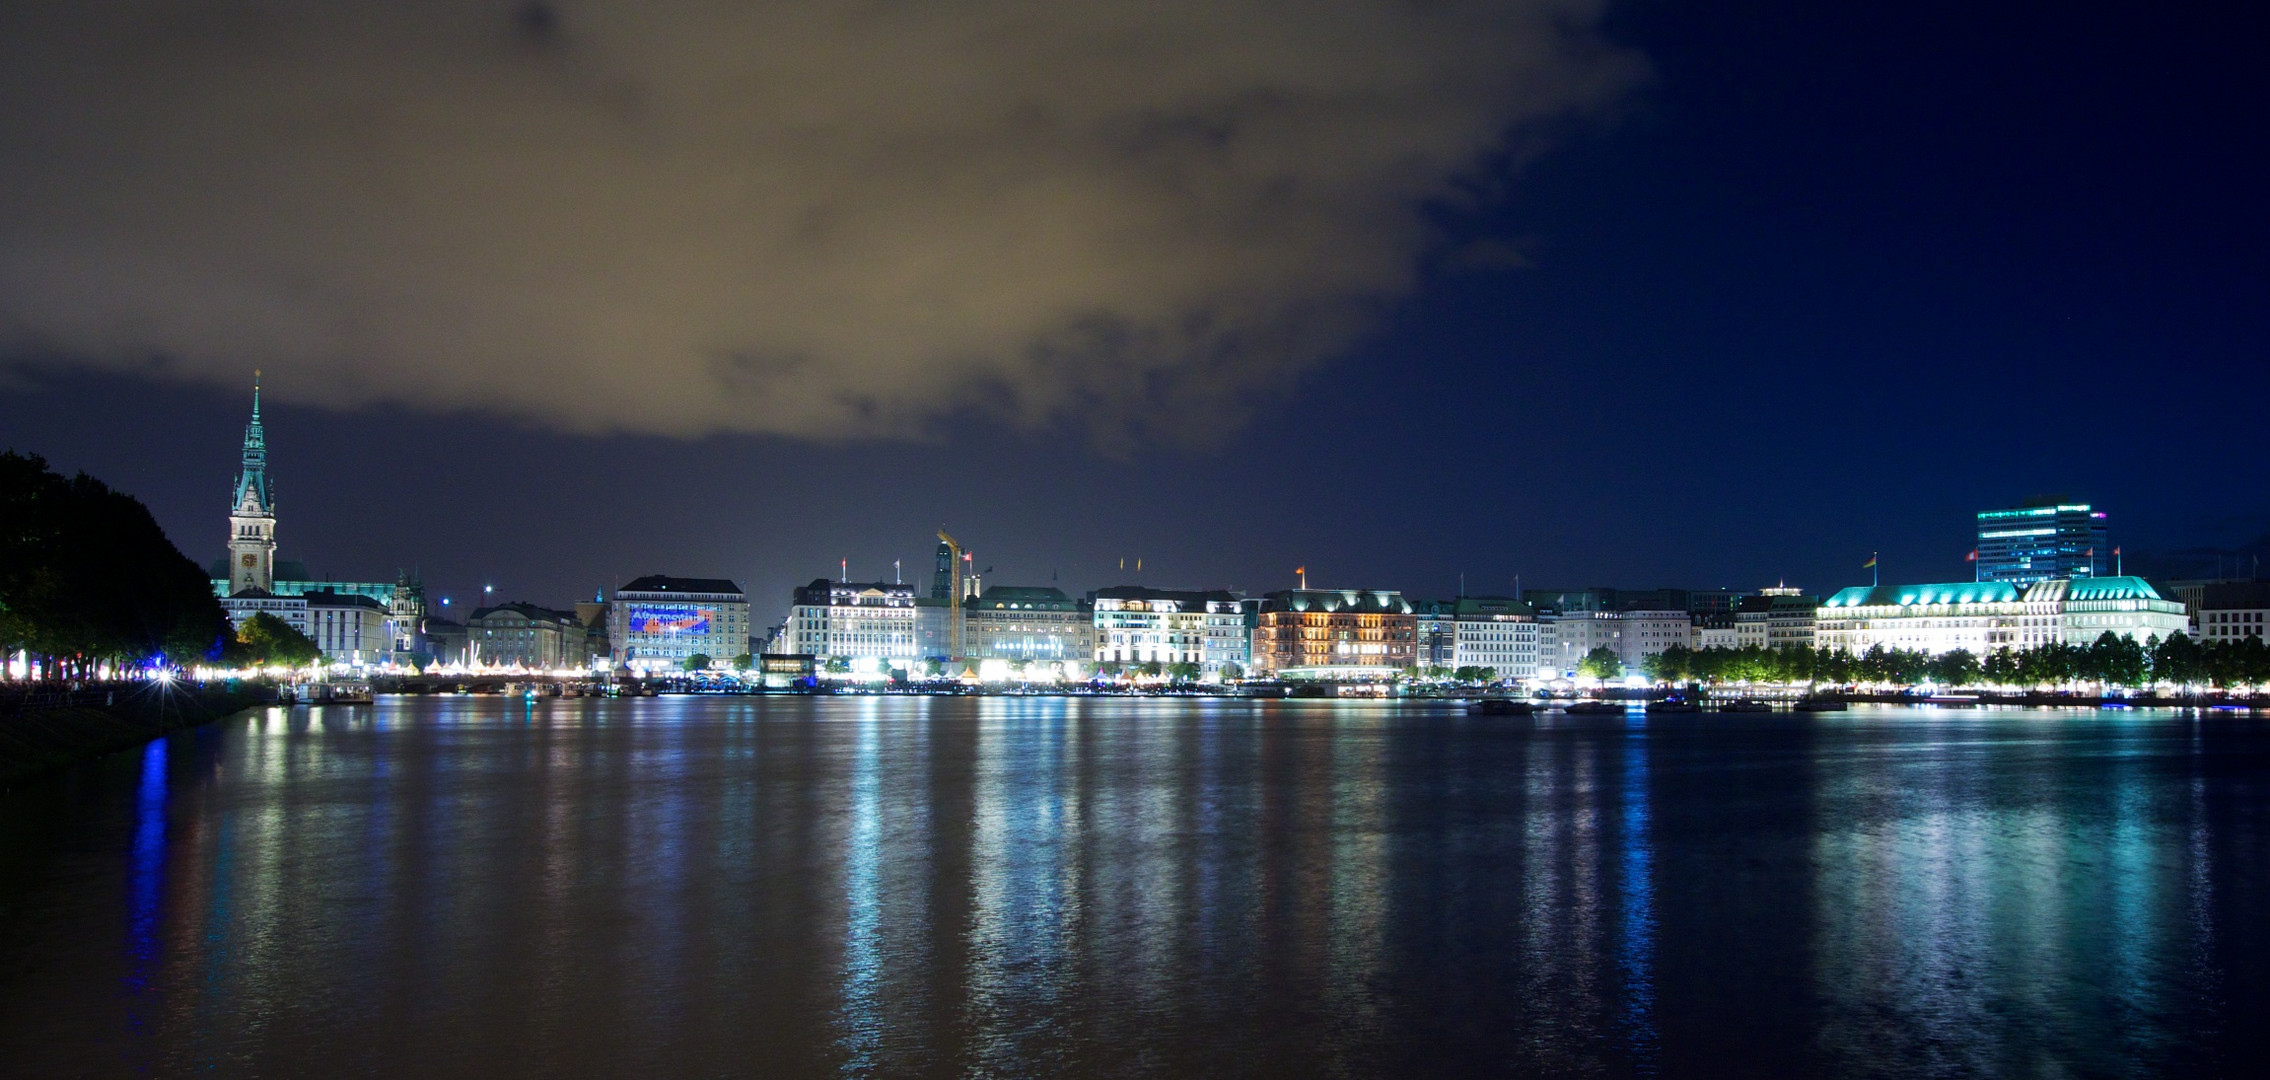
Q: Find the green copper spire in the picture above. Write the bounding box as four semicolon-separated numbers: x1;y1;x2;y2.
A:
233;370;271;513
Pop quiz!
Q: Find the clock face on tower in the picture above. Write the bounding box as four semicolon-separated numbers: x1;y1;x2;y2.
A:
241;554;257;568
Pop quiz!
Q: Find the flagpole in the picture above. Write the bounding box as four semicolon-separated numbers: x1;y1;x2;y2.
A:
1873;552;1879;588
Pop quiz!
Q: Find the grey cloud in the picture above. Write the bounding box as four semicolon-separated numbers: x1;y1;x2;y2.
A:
0;1;1639;441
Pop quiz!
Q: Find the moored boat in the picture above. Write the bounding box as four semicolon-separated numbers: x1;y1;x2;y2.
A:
1468;698;1536;716
1564;700;1626;715
1718;698;1774;713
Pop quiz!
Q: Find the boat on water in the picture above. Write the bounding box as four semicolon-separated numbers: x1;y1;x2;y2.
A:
1718;698;1775;713
1644;696;1703;714
1563;700;1627;715
1468;698;1536;716
294;682;373;705
1794;696;1848;712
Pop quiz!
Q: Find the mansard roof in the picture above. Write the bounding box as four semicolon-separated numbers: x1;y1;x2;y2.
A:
1093;585;1239;608
2057;575;2166;602
1261;588;1413;614
468;601;573;623
2199;581;2270;609
1823;582;2021;608
619;575;743;596
976;586;1076;610
302;590;389;611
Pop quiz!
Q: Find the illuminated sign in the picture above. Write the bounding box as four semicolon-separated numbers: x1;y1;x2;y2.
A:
628;605;712;635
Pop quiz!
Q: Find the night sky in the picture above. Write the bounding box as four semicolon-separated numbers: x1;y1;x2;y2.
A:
3;1;2264;619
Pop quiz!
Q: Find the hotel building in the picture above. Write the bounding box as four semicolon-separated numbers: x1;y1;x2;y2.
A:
1416;597;1540;680
966;586;1093;663
610;576;749;671
1252;589;1416;678
1734;588;1818;650
1816;576;2186;656
1091;587;1246;672
777;579;919;667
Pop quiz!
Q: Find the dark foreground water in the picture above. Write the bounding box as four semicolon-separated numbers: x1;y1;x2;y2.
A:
3;698;2268;1078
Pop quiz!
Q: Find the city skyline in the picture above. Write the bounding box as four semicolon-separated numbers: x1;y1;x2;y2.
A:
4;367;2266;624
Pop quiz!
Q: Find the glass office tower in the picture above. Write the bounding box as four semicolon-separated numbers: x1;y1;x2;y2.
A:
1974;501;2109;584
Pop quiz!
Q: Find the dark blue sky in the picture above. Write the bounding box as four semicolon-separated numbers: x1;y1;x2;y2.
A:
4;0;2265;617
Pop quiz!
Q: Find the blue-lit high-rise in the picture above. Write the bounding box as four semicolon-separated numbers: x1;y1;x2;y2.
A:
1974;500;2109;584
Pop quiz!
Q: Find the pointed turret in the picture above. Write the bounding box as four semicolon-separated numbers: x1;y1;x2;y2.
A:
225;371;278;595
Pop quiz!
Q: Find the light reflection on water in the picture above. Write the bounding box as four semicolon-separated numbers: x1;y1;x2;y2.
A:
0;698;2263;1076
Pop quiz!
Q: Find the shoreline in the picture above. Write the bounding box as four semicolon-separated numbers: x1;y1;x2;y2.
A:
0;686;266;792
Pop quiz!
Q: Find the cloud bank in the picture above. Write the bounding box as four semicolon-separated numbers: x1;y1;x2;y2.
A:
0;2;1637;441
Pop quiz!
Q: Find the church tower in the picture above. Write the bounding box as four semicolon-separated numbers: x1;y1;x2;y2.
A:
226;372;277;595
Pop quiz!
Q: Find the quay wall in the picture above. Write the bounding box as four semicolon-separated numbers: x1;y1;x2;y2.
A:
0;686;266;791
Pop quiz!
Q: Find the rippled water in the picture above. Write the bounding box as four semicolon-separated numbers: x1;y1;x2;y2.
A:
2;697;2267;1077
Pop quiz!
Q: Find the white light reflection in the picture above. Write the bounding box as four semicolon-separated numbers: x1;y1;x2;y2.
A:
962;696;1083;1072
834;699;886;1072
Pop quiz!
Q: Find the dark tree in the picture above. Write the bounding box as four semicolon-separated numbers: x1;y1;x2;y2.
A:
1;450;230;675
1646;645;1691;683
1578;647;1622;680
228;612;322;668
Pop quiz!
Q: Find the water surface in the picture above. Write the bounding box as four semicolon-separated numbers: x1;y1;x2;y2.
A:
2;697;2266;1077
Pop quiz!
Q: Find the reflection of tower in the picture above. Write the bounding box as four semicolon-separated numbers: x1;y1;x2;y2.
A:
225;372;277;595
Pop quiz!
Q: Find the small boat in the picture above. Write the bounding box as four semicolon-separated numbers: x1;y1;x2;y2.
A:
1794;696;1848;712
1718;698;1775;713
1644;697;1702;714
1468;698;1536;716
1564;700;1626;715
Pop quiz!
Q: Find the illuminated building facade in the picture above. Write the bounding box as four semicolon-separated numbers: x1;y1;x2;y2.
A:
609;576;748;670
467;602;586;669
219;590;308;635
1815;575;2185;656
306;591;393;665
966;586;1093;663
1693;613;1739;650
1252;589;1415;678
778;579;919;666
1535;608;1692;676
217;588;395;665
1416;597;1539;679
1975;501;2110;584
1734;589;1817;650
2196;581;2270;642
1092;587;1244;671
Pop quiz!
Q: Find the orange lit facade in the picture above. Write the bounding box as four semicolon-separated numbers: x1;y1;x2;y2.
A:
1253;589;1416;678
